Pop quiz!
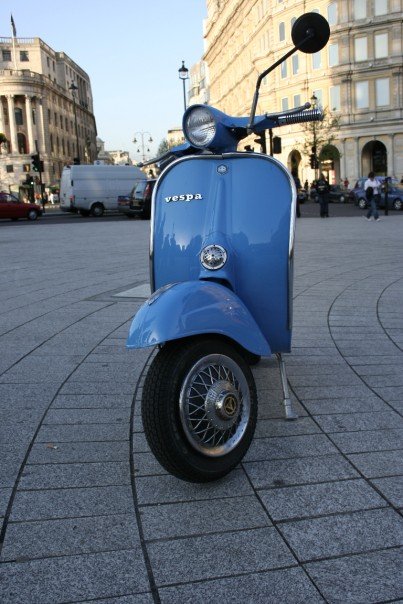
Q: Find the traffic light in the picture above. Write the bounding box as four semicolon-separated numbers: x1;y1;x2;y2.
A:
272;136;282;154
309;154;316;169
254;134;267;154
31;154;40;172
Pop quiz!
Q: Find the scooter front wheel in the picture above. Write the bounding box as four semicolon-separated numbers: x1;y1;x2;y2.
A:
141;337;257;482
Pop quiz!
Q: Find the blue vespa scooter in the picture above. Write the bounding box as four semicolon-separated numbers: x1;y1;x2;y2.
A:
127;13;330;482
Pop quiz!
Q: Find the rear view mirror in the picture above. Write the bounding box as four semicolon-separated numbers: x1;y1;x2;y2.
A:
291;12;330;54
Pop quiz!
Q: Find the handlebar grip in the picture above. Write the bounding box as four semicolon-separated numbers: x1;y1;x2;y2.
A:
278;108;323;125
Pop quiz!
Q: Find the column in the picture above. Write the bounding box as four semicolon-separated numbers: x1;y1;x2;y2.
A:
0;96;4;133
36;96;46;154
390;133;395;179
6;95;18;154
355;137;360;180
25;95;35;153
341;138;346;180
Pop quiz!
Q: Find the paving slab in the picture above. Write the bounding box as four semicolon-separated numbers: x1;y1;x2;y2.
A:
305;548;403;604
1;215;403;603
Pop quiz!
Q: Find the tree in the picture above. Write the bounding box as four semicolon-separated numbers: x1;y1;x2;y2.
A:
300;107;341;169
157;138;170;156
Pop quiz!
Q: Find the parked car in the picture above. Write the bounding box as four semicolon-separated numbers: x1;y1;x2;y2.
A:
118;179;156;219
349;177;403;210
328;185;348;203
0;192;42;221
310;184;348;203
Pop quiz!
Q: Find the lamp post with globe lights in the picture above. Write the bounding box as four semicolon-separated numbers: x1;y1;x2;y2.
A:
178;61;189;111
133;132;153;163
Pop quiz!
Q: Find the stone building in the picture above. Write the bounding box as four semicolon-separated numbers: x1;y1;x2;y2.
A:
196;0;403;185
0;35;97;193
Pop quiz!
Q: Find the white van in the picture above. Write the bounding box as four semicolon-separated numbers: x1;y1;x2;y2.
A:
60;165;144;217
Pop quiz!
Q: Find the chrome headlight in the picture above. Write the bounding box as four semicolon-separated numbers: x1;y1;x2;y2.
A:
184;107;216;148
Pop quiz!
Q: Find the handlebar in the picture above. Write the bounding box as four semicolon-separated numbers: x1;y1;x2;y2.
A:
277;107;323;126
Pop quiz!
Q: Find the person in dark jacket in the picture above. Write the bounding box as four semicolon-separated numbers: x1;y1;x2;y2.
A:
315;174;330;217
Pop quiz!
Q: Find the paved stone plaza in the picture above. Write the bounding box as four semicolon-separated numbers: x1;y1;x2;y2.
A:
0;214;402;603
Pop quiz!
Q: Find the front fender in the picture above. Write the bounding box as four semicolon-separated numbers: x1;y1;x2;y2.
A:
127;281;271;356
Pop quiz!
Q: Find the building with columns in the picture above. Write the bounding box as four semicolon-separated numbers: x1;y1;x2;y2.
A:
0;35;97;194
194;0;403;185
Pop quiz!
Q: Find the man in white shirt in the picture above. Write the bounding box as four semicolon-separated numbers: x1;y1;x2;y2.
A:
364;171;381;221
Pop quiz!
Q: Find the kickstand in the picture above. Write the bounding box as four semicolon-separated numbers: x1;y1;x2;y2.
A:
276;353;298;420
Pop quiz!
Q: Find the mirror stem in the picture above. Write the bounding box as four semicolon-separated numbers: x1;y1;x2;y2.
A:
247;32;314;132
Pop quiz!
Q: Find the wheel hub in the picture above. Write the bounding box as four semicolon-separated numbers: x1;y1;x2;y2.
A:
204;380;240;430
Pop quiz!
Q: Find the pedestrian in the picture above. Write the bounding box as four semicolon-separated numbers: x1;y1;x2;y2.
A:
343;177;349;189
304;179;308;192
315;173;330;217
292;172;301;218
49;191;55;205
364;171;381;221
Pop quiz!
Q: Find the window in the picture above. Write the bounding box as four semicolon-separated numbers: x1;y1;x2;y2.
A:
60;115;63;129
313;89;323;107
312;51;322;69
294;94;301;107
355;81;369;109
327;3;338;25
375;33;388;58
6;165;14;173
65;117;69;131
48;109;51;124
279;22;285;42
50;134;54;152
292;54;299;74
47;57;50;67
354;0;367;19
281;98;289;111
32;109;36;125
281;60;287;78
2;50;11;61
376;78;389;106
355;37;368;61
19;50;29;62
14;107;23;126
330;85;341;110
374;0;387;15
291;17;297;28
328;43;339;66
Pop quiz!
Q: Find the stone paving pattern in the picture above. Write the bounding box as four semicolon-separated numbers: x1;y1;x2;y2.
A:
0;214;402;603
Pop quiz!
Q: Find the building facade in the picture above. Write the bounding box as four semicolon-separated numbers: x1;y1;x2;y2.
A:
198;0;403;185
0;36;97;194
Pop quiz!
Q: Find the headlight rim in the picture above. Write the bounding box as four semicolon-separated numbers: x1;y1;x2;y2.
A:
183;106;217;149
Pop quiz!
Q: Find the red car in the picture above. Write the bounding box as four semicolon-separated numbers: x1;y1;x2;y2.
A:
0;192;42;221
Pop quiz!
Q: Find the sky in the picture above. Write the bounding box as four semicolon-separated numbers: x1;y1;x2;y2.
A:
1;0;207;161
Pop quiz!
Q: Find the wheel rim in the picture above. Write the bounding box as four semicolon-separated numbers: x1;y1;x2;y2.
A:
394;200;402;210
358;199;366;209
28;210;37;220
93;205;103;216
179;354;251;457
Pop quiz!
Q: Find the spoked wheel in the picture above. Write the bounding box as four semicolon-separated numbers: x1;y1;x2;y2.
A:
141;337;257;482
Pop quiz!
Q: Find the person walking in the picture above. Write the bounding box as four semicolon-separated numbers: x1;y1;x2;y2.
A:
292;172;302;218
364;171;381;221
315;173;330;217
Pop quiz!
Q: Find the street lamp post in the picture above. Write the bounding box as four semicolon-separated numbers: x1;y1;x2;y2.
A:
178;60;189;112
69;83;80;164
311;93;318;180
133;131;153;163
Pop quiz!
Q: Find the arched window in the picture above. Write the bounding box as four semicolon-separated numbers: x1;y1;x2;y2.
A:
279;22;285;42
17;132;27;154
15;107;23;126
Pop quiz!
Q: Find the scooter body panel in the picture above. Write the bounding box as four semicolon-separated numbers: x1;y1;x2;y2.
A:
127;280;271;355
149;153;295;353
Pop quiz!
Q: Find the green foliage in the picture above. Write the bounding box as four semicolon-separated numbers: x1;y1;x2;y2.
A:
0;133;8;144
300;107;341;160
157;138;170;156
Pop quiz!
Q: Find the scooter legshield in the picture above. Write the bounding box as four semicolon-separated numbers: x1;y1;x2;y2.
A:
126;280;271;356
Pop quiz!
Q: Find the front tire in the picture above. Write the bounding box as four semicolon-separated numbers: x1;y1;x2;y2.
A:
91;203;104;217
358;198;367;209
393;199;402;211
27;210;38;221
141;337;257;482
